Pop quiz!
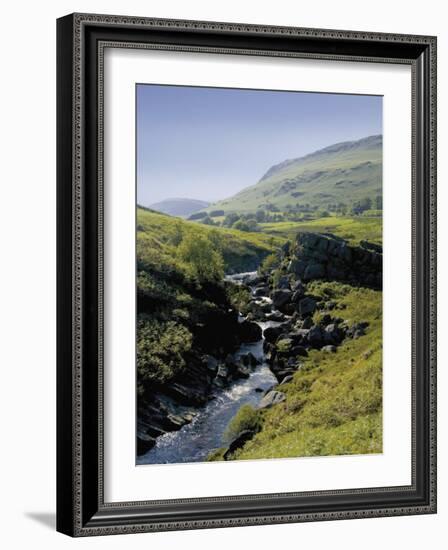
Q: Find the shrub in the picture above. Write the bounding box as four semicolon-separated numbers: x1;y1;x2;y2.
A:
188;211;207;220
258;252;280;275
137;318;192;388
224;405;261;444
177;233;224;283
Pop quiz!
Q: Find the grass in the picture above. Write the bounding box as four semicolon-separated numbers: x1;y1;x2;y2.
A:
227;281;383;460
259;215;382;246
137;207;285;273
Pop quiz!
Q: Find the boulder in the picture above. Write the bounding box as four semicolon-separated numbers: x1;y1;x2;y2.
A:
298;296;317;316
307;325;324;348
136;434;156;455
241;352;260;367
223;430;255;460
302;316;313;329
277;276;291;290
324;323;343;344
258;390;287;409
271;289;292;308
291;345;308;357
238;320;262;342
263;325;283;343
204;355;219;373
265;311;285;322
322;345;337;353
254;285;269;297
279;374;294;385
304;263;326;280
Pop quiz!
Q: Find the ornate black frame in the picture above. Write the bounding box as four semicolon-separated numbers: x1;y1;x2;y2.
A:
56;13;437;537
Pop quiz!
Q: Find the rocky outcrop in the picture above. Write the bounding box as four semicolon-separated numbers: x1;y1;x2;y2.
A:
287;232;382;289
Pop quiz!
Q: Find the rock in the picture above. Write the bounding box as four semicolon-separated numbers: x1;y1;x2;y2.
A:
265;311;285;322
204;355;219;373
298;296;317;316
360;240;382;254
304;263;326;280
235;364;251;379
302;316;313;329
324;323;343;344
287;259;306;276
291;345;308;357
254;285;269;297
263;325;283;343
272;289;292;308
322;345;337;353
223;430;255;460
254;387;264;393
277;276;291;290
319;314;332;326
291;287;305;303
258;390;287;409
307;325;324;347
245;352;260;366
216;364;230;379
136;434;156;455
279;375;294;385
238;320;262;342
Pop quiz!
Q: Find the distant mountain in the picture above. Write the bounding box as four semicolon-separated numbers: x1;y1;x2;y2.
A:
149;198;210;218
203;135;382;214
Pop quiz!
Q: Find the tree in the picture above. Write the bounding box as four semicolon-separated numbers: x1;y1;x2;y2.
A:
255;209;266;223
223;212;240;227
351;197;372;215
177;233;224;283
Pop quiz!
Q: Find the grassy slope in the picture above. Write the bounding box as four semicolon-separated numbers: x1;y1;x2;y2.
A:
203;135;382;214
137;207;285;273
228;281;382;460
259;215;382;246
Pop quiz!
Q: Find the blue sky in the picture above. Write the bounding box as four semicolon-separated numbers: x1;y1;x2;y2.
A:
137;84;382;206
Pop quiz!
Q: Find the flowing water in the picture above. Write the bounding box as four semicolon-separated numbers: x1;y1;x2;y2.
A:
137;273;279;465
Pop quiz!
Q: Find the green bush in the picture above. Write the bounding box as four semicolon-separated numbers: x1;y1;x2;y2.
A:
177;233;224;283
137;318;192;389
224;405;261;444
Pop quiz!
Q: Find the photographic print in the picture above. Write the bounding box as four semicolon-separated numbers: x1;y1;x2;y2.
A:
136;84;383;465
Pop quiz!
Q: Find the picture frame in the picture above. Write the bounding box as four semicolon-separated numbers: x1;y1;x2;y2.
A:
56;13;437;537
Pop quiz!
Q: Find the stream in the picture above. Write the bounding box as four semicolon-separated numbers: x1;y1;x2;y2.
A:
137;272;279;465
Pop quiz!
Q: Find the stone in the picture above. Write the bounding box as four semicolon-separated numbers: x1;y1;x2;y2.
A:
136;434;156;455
272;289;292;308
277;276;291;290
265;311;285;322
291;345;308;357
263;325;283;343
322;345;337;353
279;375;294;385
223;430;256;460
238;320;262;342
254;286;269;297
258;390;287;409
291;286;306;303
324;323;343;344
302;316;313;329
298;296;317;316
304;263;326;280
204;355;219;373
307;325;324;347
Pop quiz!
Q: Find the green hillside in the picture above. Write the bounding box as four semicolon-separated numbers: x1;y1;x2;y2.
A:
203;135;382;215
137;206;284;274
